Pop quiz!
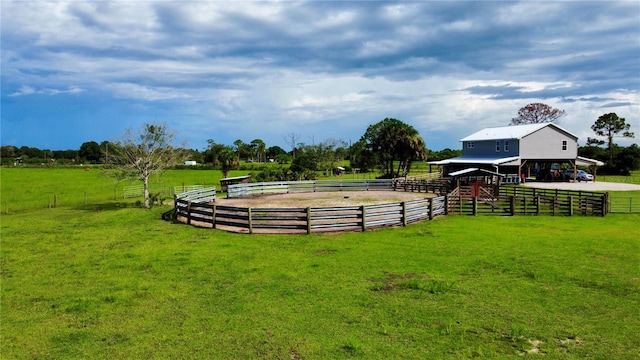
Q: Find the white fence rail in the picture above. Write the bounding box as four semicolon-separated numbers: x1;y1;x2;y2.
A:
227;179;396;198
123;184;205;199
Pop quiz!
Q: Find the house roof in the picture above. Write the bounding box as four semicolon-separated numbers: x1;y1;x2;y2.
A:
428;155;521;166
459;123;578;142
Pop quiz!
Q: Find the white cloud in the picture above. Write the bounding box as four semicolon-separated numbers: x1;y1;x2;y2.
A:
1;1;638;151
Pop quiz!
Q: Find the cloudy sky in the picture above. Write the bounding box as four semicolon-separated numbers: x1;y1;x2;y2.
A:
2;1;639;153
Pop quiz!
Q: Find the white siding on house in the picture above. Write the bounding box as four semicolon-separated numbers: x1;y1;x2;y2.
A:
519;126;577;159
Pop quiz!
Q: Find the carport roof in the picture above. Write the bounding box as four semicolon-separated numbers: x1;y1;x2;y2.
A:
428;155;521;166
448;168;504;177
576;156;605;167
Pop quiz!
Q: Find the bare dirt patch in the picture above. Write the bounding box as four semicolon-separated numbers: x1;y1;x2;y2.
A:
214;190;436;208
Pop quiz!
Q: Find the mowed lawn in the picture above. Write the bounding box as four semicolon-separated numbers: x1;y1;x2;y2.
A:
1;168;639;358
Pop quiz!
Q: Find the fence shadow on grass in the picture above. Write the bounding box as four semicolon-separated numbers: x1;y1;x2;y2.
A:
74;202;138;211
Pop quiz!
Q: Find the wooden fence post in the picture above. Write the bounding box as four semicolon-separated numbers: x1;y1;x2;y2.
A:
186;201;192;225
428;198;434;220
444;194;449;215
248;208;253;234
472;197;477;216
361;205;366;232
212;204;216;228
568;196;573;216
509;196;515;216
402;202;407;226
306;207;312;234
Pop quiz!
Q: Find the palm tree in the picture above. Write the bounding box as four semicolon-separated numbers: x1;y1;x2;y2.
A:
250;139;266;162
218;147;239;178
359;118;427;178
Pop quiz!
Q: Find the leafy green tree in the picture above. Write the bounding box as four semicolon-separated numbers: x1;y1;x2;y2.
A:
355;118;428;178
183;148;204;164
1;146;17;164
510;103;566;125
274;153;292;164
614;144;640;175
250;139;266;162
79;141;101;162
18;146;44;161
110;122;186;208
429;148;463;161
266;145;287;160
204;140;226;166
349;139;376;173
587;113;635;164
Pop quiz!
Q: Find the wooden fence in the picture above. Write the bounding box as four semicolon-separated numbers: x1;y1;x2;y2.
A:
227;179;395;197
447;185;608;216
227;179;449;198
175;186;446;234
173;183;609;234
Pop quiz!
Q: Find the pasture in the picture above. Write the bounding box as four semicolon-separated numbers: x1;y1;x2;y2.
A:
1;167;639;358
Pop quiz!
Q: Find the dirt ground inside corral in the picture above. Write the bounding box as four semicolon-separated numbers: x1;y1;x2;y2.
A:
214;190;437;208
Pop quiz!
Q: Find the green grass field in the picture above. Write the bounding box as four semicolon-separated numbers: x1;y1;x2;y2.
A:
1;167;639;358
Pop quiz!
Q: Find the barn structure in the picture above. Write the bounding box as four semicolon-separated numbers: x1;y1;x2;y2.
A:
428;123;604;183
219;175;251;192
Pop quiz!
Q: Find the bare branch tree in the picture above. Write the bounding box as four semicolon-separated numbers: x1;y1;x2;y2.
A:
510;103;566;125
283;133;301;159
111;122;186;208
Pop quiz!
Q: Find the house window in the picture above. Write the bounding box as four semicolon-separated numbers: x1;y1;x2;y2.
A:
496;141;501;152
562;140;567;151
467;142;474;149
504;140;510;152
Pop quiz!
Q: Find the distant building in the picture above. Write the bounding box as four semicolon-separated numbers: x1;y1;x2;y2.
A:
184;160;197;166
429;123;604;181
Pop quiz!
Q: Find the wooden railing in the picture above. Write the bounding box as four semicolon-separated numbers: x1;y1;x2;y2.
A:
447;185;608;216
173;183;609;235
174;195;447;234
227;179;396;198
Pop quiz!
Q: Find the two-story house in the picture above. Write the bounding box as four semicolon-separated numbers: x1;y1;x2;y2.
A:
429;123;603;181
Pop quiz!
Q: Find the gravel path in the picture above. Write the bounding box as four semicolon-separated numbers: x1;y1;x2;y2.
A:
521;181;640;191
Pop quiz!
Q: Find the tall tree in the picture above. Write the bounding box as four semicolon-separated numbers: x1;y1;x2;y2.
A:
79;141;101;162
250;139;266;162
110;122;186;208
587;112;635;164
283;133;301;159
510;103;566;125
266;145;287;160
218;146;240;178
205;139;226;166
356;118;428;178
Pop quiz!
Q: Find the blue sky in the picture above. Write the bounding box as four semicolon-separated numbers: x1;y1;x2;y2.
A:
2;1;639;152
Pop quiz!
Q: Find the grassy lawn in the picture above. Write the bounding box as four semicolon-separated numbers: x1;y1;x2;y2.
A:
1;168;639;358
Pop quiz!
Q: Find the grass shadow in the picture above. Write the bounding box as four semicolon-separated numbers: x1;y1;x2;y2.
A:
74;202;138;211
